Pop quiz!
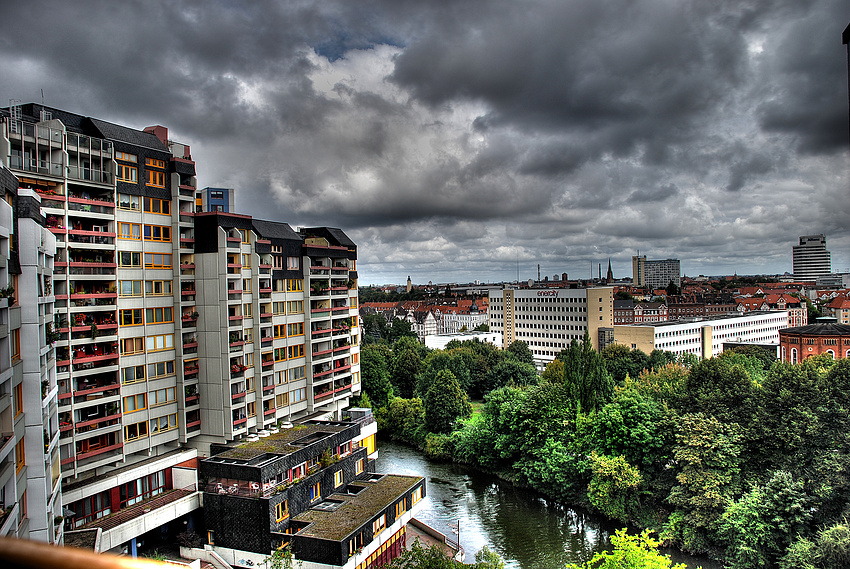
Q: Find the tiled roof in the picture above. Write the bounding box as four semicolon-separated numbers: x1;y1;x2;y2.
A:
89;118;169;151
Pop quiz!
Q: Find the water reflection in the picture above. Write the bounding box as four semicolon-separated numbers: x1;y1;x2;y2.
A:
376;441;717;569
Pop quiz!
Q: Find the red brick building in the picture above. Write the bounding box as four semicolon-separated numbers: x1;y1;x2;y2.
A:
779;323;850;363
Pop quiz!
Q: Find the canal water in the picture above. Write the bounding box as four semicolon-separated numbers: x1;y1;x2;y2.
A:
376;441;718;569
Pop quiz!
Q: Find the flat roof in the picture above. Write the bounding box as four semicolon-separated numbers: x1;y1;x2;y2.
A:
617;310;786;328
293;474;423;541
209;422;350;463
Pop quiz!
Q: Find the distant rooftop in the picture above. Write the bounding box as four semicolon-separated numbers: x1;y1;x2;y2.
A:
294;474;423;541
619;310;785;328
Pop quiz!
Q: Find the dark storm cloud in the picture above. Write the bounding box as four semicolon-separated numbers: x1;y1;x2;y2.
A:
0;0;848;284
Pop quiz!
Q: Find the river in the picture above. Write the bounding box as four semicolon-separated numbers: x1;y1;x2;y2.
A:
376;441;718;569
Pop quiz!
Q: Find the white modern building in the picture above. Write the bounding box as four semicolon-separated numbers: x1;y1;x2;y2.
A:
488;287;614;366
424;331;502;351
613;311;790;359
793;234;831;281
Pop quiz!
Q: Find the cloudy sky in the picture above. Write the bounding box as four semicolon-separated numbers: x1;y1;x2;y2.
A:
2;1;849;285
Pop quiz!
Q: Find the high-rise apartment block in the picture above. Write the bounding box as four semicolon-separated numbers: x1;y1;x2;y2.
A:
0;103;361;553
792;234;831;281
632;255;680;290
0;165;61;543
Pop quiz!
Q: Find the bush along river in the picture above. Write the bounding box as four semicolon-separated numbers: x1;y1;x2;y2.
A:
376;441;718;569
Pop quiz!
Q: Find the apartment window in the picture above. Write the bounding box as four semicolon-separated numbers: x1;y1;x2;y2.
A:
145;157;166;169
120;309;143;326
146;334;174;352
275;500;289;522
412;486;423;505
150;387;176;406
274;348;286;362
69;491;111;528
123;394;147;413
334;470;344;488
288;365;306;382
145;280;172;296
120;337;145;355
119;251;142;267
273;302;285;315
240;229;250;243
286;279;302;292
287;300;303;314
210;190;225;200
118;193;140;210
14;383;23;417
243;278;252;292
287;323;304;336
243;303;253;318
395;499;407;518
276;392;289;407
117;164;138;183
309;482;321;502
244;328;253;343
147;360;175;379
143;197;171;215
15;439;25;473
116;151;137;163
11;329;20;361
124;421;148;441
290;463;306;481
245;353;254;369
146;170;166;187
144;225;171;242
144;253;172;268
287;257;299;270
150;414;177;434
118;222;141;240
146;307;173;324
121;365;145;384
120;471;165;507
288;344;304;359
372;514;386;535
119;280;142;297
247;402;256;417
292;387;306;403
242;253;251;267
355;458;365;474
273;324;285;339
352;353;359;364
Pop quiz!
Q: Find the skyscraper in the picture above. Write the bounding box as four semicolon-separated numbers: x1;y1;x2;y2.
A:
792;234;831;280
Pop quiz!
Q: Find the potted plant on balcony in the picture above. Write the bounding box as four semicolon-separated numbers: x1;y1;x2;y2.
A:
90;323;99;340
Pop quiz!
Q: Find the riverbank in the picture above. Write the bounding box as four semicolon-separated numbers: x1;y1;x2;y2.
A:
377;440;718;569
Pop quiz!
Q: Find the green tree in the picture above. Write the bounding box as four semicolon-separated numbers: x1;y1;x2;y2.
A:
360;343;394;407
423;370;472;433
587;452;643;523
781;519;850;569
667;413;743;552
601;344;650;383
473;323;489;332
506;340;534;366
558;332;614;413
391;338;423;398
666;280;680;296
389;317;417;342
417;349;475;396
362;312;389;342
479;355;538;395
377;397;426;446
719;470;812;569
566;529;690;569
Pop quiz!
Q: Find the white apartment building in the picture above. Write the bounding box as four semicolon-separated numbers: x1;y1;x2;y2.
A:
488;287;614;366
614;311;790;359
0;103;361;555
0;166;61;543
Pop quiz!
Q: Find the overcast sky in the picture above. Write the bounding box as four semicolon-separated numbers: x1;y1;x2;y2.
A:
2;1;849;285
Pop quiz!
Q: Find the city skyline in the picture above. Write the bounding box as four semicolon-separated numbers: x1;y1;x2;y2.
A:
1;1;849;286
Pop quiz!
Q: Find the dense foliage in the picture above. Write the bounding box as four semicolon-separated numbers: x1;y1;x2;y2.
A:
358;330;850;568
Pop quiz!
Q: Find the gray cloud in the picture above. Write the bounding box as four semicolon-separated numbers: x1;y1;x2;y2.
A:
1;0;848;283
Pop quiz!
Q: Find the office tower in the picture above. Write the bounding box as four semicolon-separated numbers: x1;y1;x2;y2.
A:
792;234;831;280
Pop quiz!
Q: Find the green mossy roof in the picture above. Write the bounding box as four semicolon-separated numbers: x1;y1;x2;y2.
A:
215;424;347;462
293;475;422;541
